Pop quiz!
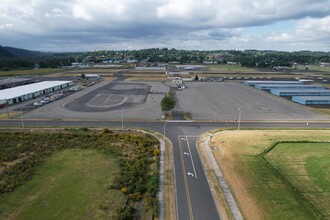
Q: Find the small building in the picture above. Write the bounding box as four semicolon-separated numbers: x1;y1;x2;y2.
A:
292;96;330;105
69;85;81;91
0;81;73;106
85;74;101;80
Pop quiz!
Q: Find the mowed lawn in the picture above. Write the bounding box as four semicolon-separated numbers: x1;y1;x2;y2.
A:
265;143;330;218
211;130;330;220
0;148;124;220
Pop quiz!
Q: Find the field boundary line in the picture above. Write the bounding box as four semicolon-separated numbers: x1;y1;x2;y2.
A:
261;141;330;220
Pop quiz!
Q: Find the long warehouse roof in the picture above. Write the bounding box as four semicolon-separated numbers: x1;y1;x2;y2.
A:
256;84;322;87
0;81;72;100
293;96;330;100
271;89;330;93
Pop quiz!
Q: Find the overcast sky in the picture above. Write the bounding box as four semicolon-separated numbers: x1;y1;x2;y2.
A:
1;0;330;52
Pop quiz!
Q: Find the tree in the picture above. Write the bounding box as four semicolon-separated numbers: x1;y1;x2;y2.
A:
194;75;199;81
160;92;175;112
81;73;85;79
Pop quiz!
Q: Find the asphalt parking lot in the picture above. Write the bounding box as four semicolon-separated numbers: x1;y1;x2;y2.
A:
176;82;326;121
24;81;169;120
23;80;326;121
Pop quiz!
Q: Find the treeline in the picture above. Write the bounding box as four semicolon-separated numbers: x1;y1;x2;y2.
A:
0;130;160;220
1;45;330;70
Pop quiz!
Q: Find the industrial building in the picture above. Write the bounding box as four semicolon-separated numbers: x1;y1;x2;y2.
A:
0;77;34;90
292;96;330;105
271;89;330;96
255;84;325;90
85;74;101;80
0;81;73;106
243;80;303;86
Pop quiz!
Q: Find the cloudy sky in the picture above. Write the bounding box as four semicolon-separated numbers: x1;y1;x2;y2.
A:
1;0;330;52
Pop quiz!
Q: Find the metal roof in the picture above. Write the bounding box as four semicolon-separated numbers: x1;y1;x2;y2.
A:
292;96;330;101
256;84;322;87
271;89;330;93
0;81;72;100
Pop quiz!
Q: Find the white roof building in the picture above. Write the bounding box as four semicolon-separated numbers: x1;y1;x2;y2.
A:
0;81;72;105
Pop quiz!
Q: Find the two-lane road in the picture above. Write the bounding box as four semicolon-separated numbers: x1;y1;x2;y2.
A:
178;135;220;220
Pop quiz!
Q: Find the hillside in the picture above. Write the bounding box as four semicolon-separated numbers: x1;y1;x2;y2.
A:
0;46;16;59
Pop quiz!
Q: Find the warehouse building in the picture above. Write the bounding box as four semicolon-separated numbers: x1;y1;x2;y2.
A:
85;74;101;80
0;81;73;106
0;77;34;90
255;84;325;91
292;96;330;105
243;80;303;86
271;89;330;97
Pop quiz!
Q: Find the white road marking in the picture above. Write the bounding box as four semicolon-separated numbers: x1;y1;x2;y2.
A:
186;136;198;179
187;172;195;177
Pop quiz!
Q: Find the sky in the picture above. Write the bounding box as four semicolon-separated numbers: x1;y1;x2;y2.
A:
1;0;330;52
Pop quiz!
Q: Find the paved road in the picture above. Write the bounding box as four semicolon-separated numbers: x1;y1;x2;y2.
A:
1;119;330;220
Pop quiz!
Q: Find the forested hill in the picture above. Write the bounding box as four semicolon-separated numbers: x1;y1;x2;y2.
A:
0;45;46;60
0;45;16;59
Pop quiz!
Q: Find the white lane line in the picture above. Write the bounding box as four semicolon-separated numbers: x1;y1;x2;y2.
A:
186;136;197;179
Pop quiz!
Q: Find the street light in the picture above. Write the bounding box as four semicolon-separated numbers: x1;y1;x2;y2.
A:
121;107;124;129
237;107;241;130
163;121;168;142
20;107;24;128
5;99;9;116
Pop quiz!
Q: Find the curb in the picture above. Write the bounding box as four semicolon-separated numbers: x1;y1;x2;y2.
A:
203;132;244;220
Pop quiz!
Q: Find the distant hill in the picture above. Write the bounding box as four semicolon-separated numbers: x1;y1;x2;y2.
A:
4;46;46;59
0;46;16;59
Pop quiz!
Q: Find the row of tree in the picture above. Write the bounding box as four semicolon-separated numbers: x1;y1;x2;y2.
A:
1;47;329;70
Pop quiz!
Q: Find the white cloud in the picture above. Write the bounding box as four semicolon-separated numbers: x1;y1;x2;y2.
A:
0;0;330;51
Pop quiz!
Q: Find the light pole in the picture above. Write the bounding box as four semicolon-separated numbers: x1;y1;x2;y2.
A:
121;107;124;129
237;107;241;130
5;99;9;116
20;107;24;128
163;121;168;142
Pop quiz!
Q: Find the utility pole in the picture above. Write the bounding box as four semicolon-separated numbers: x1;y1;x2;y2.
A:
121;107;124;129
20;107;24;128
238;107;241;130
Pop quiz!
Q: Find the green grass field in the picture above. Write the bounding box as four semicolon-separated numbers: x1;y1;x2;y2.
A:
264;142;330;219
207;64;256;72
211;130;330;220
0;148;124;220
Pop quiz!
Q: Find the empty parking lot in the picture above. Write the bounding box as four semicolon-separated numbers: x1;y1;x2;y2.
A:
176;82;326;121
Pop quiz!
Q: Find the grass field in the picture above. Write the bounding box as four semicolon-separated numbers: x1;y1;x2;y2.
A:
210;130;330;220
0;130;160;220
207;64;256;73
0;68;67;77
265;142;330;218
0;148;123;220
